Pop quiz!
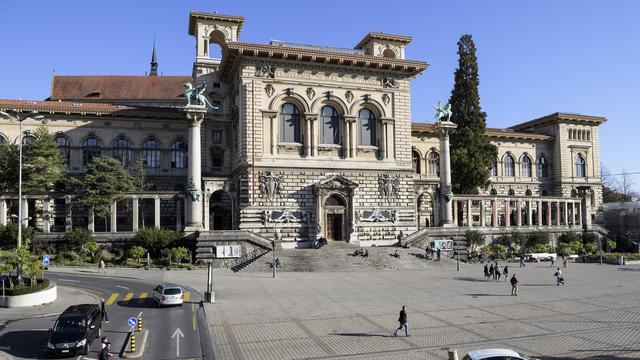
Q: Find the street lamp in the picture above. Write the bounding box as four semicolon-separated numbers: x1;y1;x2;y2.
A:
0;109;44;248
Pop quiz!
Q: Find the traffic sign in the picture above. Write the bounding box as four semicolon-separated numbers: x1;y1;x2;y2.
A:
127;317;137;327
0;275;7;282
42;255;50;266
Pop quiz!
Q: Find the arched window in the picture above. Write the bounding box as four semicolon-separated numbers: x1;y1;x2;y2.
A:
428;152;440;176
54;135;71;166
320;106;340;144
412;150;421;174
22;134;35;146
358;108;377;146
170;140;187;169
112;137;132;168
490;160;497;176
0;134;7;145
280;103;301;143
82;137;101;165
382;48;396;59
525;189;532;196
521;155;532;177
142;139;160;168
537;156;548;178
587;130;591;141
504;154;515;177
508;189;515;196
575;154;586;177
490;188;498;196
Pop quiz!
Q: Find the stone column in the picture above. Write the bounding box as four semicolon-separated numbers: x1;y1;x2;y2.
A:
65;197;73;232
132;197;139;232
184;105;206;229
267;111;278;156
556;201;561;226
304;116;312;157
547;202;552;226
0;199;7;226
350;120;357;158
311;117;318;157
505;200;511;227
480;200;486;227
43;197;51;233
380;122;388;160
516;200;522;227
467;198;473;228
203;191;210;231
527;200;533;226
343;116;351;158
452;200;458;225
577;202;582;226
436;119;457;227
537;200;543;226
154;196;161;228
176;198;182;230
492;199;497;227
110;200;117;232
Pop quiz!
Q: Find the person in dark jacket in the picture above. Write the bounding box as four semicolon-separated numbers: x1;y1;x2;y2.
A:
436;248;441;261
503;265;509;281
393;306;409;337
483;264;489;279
98;341;111;360
510;274;519;296
489;264;495;279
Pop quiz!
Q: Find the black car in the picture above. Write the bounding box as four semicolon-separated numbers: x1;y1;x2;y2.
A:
47;304;103;357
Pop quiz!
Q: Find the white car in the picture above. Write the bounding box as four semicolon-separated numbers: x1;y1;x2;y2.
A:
152;283;184;307
463;348;539;360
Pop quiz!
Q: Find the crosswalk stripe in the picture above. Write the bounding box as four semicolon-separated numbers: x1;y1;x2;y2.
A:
122;292;134;304
106;293;119;306
183;291;191;302
138;292;148;303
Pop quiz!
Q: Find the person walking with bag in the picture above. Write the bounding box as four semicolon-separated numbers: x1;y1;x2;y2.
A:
555;268;565;286
393;306;410;337
510;274;519;296
503;265;509;282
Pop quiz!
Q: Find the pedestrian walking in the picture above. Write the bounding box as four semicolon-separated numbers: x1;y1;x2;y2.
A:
555;268;565;286
101;297;109;323
489;264;494;279
510;274;519;296
494;264;501;280
99;259;107;274
519;254;526;267
550;257;555;267
99;340;112;360
563;257;568;268
483;264;489;279
393;306;410;337
503;265;509;281
425;244;432;260
436;248;441;261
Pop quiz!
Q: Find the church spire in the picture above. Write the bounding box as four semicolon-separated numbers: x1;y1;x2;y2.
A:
149;35;158;76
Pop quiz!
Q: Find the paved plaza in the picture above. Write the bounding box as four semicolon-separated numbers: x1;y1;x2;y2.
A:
206;262;640;360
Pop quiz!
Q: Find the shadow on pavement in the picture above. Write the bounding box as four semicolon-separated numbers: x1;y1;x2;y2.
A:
330;332;394;338
520;283;556;287
0;330;48;358
454;277;491;282
117;298;198;308
465;293;511;297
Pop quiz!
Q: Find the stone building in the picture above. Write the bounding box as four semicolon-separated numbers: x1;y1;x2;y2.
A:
0;11;606;258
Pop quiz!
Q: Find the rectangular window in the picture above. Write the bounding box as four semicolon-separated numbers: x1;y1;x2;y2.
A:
359;119;375;146
211;148;223;168
212;130;223;144
321;117;339;144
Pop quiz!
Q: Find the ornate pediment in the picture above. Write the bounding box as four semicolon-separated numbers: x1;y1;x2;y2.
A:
313;174;359;196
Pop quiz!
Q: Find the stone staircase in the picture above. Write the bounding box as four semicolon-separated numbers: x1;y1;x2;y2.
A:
239;241;455;272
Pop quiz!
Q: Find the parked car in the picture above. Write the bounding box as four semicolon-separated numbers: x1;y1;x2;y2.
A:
463;348;539;360
152;283;184;307
523;253;557;262
47;304;102;357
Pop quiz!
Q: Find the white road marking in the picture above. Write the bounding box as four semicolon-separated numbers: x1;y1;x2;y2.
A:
31;328;49;331
58;278;80;283
172;328;185;357
115;285;129;290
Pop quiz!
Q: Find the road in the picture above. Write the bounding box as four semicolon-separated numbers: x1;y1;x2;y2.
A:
1;271;205;359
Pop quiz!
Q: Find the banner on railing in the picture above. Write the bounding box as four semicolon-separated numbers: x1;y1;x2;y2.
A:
216;245;241;258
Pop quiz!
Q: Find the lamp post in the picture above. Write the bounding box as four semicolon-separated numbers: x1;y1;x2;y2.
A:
0;110;44;248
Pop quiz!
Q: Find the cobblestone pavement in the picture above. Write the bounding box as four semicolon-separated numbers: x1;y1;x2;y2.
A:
207;262;640;360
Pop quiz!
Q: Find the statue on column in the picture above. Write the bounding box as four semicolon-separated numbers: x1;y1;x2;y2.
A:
183;82;214;108
434;101;452;122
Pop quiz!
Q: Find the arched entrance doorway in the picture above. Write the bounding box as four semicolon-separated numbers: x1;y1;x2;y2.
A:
417;192;435;229
209;190;232;230
324;194;346;241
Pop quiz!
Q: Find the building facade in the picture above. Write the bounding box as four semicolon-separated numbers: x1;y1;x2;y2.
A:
0;11;606;252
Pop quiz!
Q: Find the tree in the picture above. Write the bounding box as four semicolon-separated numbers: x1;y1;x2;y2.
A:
464;230;485;253
602;165;637;202
170;246;189;266
133;228;182;257
526;232;550;249
0;143;19;193
64;228;95;251
448;34;498;194
128;246;147;267
0;223;35;249
73;157;137;218
81;241;100;260
22;126;67;193
14;246;31;281
27;258;44;286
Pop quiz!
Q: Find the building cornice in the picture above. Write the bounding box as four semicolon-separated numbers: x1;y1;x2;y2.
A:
411;122;553;141
188;11;245;37
355;32;413;49
509;112;607;131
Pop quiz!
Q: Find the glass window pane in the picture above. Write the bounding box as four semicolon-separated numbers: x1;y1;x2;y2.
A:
171;140;187;168
82;137;101;166
358;109;376;146
320;106;339;144
280;103;300;143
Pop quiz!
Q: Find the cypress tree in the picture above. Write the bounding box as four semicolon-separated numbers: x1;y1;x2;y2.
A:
448;34;497;194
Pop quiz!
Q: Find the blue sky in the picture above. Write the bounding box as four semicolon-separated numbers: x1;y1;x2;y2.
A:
0;0;637;190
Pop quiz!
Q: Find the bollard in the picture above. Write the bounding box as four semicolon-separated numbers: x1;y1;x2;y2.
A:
137;316;142;332
447;348;459;360
130;332;136;353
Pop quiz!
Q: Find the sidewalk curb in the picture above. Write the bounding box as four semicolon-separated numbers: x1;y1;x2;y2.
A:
121;329;148;359
198;301;216;360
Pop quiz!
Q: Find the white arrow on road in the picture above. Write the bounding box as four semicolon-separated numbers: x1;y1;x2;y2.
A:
171;328;185;357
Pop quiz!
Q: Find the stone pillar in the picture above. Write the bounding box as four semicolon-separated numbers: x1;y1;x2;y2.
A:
203;191;210;231
21;198;29;227
467;198;473;228
351;120;357;158
88;206;95;233
132;197;139;231
505;200;511;227
577;203;582;226
43;197;51;233
547;202;552;226
563;201;568;226
516;200;522;227
537;200;543;226
436;120;457;227
268;112;278;155
452;200;458;225
65;197;73;232
380;122;388;160
344;116;351;158
304;116;312;157
154;196;161;228
480;200;486;227
527;200;533;226
184;105;206;229
311;117;318;157
176;198;182;230
0;199;6;226
110;200;117;232
556;201;561;226
492;199;497;227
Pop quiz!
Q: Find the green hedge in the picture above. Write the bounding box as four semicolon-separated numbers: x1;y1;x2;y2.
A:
579;253;640;264
3;278;51;296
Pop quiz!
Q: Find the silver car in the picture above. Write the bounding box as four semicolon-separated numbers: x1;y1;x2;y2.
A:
152;283;184;307
463;348;539;360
